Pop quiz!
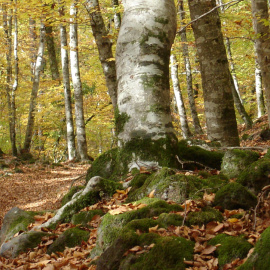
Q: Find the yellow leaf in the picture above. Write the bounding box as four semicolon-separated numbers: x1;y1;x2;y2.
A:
148;189;155;198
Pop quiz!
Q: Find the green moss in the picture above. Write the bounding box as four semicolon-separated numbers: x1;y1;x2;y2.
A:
187;207;223;226
238;226;270;270
115;108;130;135
154;17;169;24
214;182;257;210
130;173;151;190
71;209;104;226
138;233;161;246
237;157;270;194
209;234;252;268
61;186;84;206
157;213;183;227
124;218;159;233
129;236;194;270
177;140;224;169
47;227;89;254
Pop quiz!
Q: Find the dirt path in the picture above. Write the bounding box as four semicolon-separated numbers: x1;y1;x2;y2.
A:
0;161;90;228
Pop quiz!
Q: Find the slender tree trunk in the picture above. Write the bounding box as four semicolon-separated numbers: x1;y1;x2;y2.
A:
170;53;192;139
3;4;17;156
188;0;239;146
116;0;176;144
251;0;270;126
84;0;117;111
23;23;46;151
255;57;265;118
59;4;77;160
112;0;121;29
178;0;203;135
70;1;88;161
29;18;37;78
45;24;60;81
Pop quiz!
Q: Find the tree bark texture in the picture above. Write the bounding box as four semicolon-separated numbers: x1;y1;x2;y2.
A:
188;0;239;146
251;0;270;125
178;0;203;135
116;0;177;143
70;1;88;160
170;54;192;139
255;57;265;118
112;0;121;29
24;23;46;151
85;0;117;111
45;25;60;81
59;5;77;160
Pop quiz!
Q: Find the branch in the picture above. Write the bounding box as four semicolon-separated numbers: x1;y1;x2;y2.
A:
85;102;112;126
178;0;243;34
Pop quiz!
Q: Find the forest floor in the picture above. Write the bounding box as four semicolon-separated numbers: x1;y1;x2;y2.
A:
0;115;270;269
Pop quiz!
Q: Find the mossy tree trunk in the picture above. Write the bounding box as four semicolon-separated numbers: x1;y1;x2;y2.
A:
188;0;239;146
115;0;178;167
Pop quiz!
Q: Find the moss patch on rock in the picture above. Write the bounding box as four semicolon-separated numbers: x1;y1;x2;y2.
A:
186;207;223;226
71;209;104;226
214;182;257;210
237;157;270;194
209;234;252;268
221;149;260;179
238;226;270;270
47;227;89;254
61;186;84;206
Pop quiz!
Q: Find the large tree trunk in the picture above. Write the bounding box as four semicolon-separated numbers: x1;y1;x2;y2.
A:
178;0;203;135
84;0;117;111
70;1;88;161
3;4;17;156
251;0;270;125
188;0;239;146
170;53;192;139
116;0;177;167
59;5;77;160
23;24;46;151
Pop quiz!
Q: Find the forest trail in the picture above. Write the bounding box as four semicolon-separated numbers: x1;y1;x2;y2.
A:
0;163;90;227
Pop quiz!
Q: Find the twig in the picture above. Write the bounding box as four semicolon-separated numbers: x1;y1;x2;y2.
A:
178;0;243;34
175;155;214;170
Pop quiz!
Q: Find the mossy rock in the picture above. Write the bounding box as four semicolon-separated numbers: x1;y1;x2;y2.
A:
87;136;180;182
71;209;104;226
157;213;183;227
214;182;257;210
130;173;152;190
238;226;270;270
237;157;270;194
186;207;223;226
47;227;89;254
177;140;224;170
208;234;252;269
0;231;48;258
123;236;194;270
93;200;183;257
221;149;260;179
127;167;228;203
61;186;84;206
0;207;36;246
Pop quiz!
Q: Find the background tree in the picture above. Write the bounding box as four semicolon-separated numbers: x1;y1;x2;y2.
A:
188;0;239;146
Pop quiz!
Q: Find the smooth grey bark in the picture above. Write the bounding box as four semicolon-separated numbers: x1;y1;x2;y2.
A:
3;4;17;156
188;0;239;146
59;5;77;160
45;25;60;81
178;0;203;135
251;0;270;125
112;0;121;29
255;57;265;118
29;18;37;78
116;0;176;143
170;53;192;139
70;1;88;161
24;23;46;151
84;0;117;111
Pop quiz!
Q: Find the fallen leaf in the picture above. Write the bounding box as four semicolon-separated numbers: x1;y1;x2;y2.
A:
201;245;216;255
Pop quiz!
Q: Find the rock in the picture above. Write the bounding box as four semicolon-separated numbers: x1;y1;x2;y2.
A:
221;149;260;179
0;231;48;258
71;209;104;226
0;207;35;246
47;227;89;254
238;226;270;270
213;182;257;210
237;157;270;194
209;234;252;269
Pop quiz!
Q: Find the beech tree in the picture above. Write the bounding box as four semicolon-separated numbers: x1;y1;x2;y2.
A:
188;0;239;146
115;0;177;166
251;0;270;125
